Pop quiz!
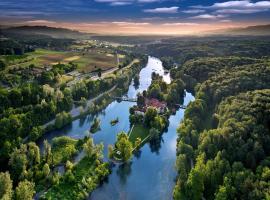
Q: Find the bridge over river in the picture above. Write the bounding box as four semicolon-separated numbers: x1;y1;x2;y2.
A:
113;96;187;109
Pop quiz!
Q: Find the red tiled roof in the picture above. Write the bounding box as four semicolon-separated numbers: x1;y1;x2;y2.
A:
145;98;166;109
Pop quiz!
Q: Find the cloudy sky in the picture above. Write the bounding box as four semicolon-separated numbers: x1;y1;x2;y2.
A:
0;0;270;34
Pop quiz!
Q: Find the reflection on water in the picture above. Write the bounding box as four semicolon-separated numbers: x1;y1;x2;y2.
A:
38;56;194;200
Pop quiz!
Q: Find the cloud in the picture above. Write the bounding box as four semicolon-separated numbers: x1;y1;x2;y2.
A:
143;6;179;13
162;22;199;26
138;0;161;2
26;20;57;24
219;19;232;22
192;1;270;14
215;8;267;14
94;0;133;6
94;0;162;6
182;9;205;14
110;1;132;5
211;0;270;9
189;14;227;19
112;21;150;25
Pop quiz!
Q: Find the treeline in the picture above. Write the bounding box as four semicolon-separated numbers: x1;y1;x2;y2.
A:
0;33;74;55
0;39;34;55
173;56;270;199
143;37;270;66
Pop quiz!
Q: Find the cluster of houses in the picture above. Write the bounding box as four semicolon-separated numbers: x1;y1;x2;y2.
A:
134;98;167;116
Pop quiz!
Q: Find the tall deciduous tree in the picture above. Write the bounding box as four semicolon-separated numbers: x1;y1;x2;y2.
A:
15;180;35;200
115;132;133;162
0;172;13;200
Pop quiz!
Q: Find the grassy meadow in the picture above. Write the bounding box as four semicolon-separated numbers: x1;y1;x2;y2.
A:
128;124;150;145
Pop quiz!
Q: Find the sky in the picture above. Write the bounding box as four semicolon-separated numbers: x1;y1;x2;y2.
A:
0;0;270;35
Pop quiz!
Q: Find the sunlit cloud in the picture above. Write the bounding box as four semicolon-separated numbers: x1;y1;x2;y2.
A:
219;19;232;22
112;21;150;26
192;0;270;14
189;14;227;19
26;20;57;24
215;8;268;14
143;6;179;13
162;22;199;26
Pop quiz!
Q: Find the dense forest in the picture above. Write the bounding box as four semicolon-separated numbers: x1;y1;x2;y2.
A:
163;41;270;199
142;36;270;65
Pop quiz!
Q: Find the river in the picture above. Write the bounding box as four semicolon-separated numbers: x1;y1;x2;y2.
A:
38;56;194;200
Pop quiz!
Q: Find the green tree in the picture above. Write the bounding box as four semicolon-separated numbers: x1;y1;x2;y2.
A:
148;83;161;99
94;143;104;160
144;107;157;127
43;140;52;165
0;60;6;71
27;142;40;167
115;132;133;162
83;138;94;158
65;160;74;171
29;126;43;141
9;145;27;181
55;111;72;129
137;95;145;107
186;168;204;200
0;172;13;200
149;128;160;140
43;163;50;178
151;115;166;131
15;180;35;200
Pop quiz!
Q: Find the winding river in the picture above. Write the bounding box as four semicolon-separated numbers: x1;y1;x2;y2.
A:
38;56;194;200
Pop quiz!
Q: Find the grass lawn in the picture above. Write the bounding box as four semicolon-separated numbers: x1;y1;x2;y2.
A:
128;124;150;145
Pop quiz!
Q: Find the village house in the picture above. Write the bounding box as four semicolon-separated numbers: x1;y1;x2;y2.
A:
134;98;167;115
145;98;167;114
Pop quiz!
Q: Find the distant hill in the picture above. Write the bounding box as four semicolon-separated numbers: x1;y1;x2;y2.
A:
0;25;92;39
217;24;270;36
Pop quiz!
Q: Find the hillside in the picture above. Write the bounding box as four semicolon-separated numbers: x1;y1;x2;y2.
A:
0;25;92;39
221;24;270;36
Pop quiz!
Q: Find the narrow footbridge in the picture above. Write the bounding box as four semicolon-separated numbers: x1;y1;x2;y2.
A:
113;96;137;102
113;97;187;109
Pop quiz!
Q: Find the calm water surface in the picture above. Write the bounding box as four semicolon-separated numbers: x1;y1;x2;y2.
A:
38;56;194;200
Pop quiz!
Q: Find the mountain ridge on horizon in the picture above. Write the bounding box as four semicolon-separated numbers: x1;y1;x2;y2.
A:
1;24;270;38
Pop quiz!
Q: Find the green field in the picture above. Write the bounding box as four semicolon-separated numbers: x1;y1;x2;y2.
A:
1;48;120;73
128;124;150;145
73;52;117;73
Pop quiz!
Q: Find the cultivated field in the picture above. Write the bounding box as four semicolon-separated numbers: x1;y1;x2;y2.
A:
1;48;125;73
